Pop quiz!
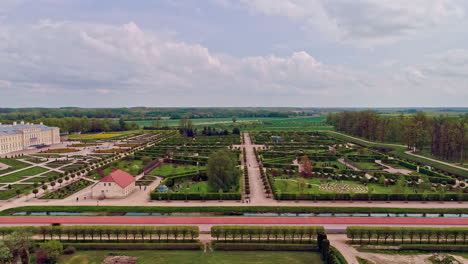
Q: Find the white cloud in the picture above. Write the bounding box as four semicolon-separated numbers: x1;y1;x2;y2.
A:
0;21;374;103
216;0;464;47
0;20;466;107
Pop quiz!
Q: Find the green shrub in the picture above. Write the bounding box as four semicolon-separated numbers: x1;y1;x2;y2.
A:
61;242;202;250
212;243;317;251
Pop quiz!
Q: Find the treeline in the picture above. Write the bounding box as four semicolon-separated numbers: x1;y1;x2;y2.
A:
39;117;139;133
327;111;468;163
0;225;199;242
0;107;313;121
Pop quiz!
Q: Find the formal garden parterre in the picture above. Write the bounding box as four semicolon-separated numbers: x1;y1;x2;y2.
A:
251;131;468;201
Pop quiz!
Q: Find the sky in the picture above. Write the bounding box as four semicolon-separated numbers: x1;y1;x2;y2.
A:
0;0;468;108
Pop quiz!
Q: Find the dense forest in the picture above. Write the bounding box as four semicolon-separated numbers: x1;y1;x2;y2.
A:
0;107;315;121
327;111;468;163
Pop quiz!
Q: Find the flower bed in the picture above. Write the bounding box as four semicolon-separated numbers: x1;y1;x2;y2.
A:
40;148;79;154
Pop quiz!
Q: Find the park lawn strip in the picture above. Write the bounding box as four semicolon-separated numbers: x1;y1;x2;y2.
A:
148;163;203;177
0;167;49;182
0;184;34;200
2;206;467;216
88;159;143;180
0;158;30;175
58;250;322;264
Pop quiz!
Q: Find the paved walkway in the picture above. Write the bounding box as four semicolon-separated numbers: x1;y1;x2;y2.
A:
243;133;272;204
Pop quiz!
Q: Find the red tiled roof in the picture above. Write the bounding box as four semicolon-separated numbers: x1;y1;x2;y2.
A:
99;169;135;188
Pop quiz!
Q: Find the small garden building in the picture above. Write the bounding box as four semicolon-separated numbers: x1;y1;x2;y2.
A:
91;169;136;199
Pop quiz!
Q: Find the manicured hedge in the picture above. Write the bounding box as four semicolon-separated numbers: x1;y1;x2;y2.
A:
211;226;324;243
0;225;199;242
399;244;468;252
212;242;318;251
3;206;467;216
276;192;468;201
60;242;202;250
150;192;241;200
347;226;468;245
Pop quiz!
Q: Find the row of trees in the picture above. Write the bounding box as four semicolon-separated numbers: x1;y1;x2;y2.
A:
327;111;468;163
211;226;324;242
0;226;199;242
36;117;139;133
346;226;468;244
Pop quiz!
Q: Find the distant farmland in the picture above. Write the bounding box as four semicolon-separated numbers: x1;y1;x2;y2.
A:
128;116;334;131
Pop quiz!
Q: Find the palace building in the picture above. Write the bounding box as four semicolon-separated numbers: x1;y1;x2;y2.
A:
0;121;61;155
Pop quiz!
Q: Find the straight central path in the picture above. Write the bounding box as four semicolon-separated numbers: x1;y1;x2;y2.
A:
243;133;272;204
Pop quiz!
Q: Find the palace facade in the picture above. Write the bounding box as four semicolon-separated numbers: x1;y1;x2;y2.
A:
0;121;60;155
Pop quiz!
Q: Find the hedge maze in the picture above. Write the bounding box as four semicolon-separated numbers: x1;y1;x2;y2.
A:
139;134;243;200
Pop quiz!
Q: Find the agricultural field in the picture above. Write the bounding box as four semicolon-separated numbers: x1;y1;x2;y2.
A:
68;130;143;140
58;250;322;264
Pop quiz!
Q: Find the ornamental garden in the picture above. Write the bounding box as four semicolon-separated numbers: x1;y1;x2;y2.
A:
251;131;468;201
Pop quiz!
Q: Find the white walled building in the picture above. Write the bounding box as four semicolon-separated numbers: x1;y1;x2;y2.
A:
91;169;136;199
0;121;60;155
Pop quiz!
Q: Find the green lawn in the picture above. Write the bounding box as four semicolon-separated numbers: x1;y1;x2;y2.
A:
0;184;34;200
89;160;143;180
274;177;444;195
23;176;47;183
0;167;48;182
58;250;322;264
148;164;203;177
314;161;347;170
352;162;382;170
0;158;30;175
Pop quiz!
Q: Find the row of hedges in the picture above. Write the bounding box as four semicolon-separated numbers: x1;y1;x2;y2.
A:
211;226;324;243
0;225;199;242
60;242;202;250
399;244;468;252
347;226;468;245
276;192;468;201
243;147;250;195
150;192;241;200
4;206;467;215
212;242;317;251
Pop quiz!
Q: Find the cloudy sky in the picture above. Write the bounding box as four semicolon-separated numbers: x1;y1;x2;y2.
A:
1;0;468;107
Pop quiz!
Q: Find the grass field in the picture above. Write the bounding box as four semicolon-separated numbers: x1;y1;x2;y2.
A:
129;117;279;127
0;184;34;200
148;164;203;177
130;116;333;131
0;167;48;182
88;160;143;180
0;158;30;175
58;250;322;264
